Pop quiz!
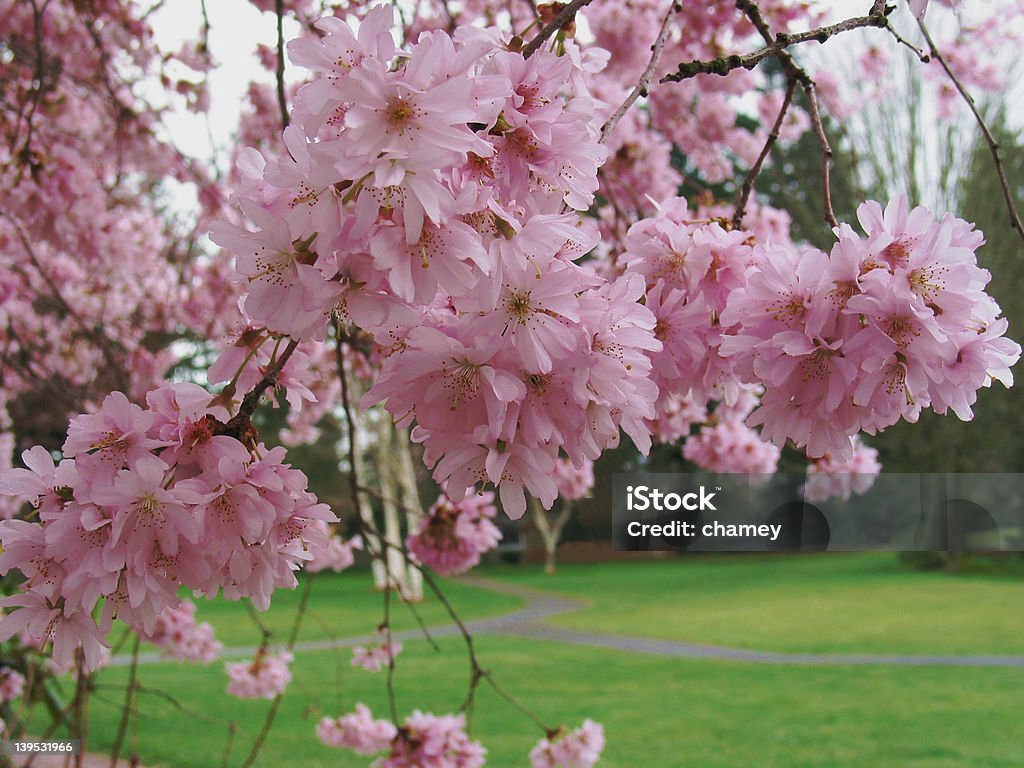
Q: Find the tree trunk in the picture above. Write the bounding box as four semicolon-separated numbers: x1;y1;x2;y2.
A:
343;369;388;590
530;497;572;574
375;416;407;592
395;427;424;601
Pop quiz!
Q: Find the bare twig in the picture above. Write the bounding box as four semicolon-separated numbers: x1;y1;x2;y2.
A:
802;79;838;228
521;0;596;59
108;635;140;768
733;79;797;227
274;0;290;129
917;18;1024;243
600;1;680;143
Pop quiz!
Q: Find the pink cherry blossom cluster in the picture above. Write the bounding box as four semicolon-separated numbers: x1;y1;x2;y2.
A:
803;438;882;503
0;667;25;704
210;5;662;519
317;705;484;767
683;419;781;476
141;600;223;664
552;457;595;502
722;196;1020;460
317;703;397;755
379;710;486;768
407;490;502;577
305;523;362;574
0;383;334;671
225;649;294;700
621;196;756;412
529;720;606;768
351;629;402;673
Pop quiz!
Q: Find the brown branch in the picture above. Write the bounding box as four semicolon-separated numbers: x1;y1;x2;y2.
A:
733;78;797;227
661;4;890;83
917;18;1024;243
275;0;290;130
600;0;680;144
521;0;596;59
217;338;299;439
108;634;140;768
802;78;838;228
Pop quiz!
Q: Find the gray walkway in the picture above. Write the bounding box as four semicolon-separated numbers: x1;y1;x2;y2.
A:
111;576;1024;669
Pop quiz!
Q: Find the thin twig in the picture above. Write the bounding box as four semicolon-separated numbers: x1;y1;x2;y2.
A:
521;0;596;58
802;78;838;228
917;18;1024;243
733;79;797;227
108;635;140;768
274;0;290;129
600;0;680;143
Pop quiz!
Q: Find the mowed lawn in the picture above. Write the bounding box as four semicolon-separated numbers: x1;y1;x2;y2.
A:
484;553;1024;656
39;555;1024;767
83;637;1024;768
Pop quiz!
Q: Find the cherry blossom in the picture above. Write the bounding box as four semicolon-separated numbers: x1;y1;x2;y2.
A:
225;649;293;700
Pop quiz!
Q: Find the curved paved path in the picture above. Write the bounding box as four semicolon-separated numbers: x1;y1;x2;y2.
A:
112;576;1024;668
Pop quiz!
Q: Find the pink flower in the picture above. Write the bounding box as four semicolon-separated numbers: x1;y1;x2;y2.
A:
351;629;402;673
0;667;25;704
225;649;293;699
376;710;485;768
553;458;594;502
530;720;606;768
803;438;882;503
407;489;501;575
63;392;162;477
317;703;397;755
142;600;223;663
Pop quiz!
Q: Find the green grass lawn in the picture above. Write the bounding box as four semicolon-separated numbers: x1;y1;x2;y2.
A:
481;553;1024;655
79;635;1024;768
30;554;1024;767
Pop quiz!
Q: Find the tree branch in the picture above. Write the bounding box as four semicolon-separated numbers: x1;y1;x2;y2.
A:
521;0;596;59
916;17;1024;243
733;78;797;227
661;5;890;84
600;0;680;143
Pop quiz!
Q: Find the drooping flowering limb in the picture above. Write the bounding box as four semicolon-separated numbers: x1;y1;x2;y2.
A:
916;16;1024;244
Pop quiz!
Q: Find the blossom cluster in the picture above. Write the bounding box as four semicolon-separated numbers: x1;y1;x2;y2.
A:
803;438;882;503
529;720;606;768
319;704;485;768
142;600;223;664
407;489;502;577
305;522;362;573
317;703;397;755
722;196;1020;460
226;649;294;700
210;5;661;519
621;194;1018;463
0;667;25;704
552;457;595;502
352;629;403;673
0;383;335;670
